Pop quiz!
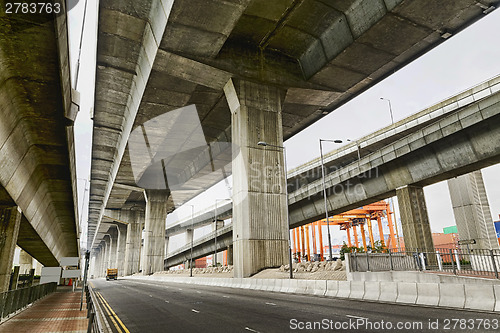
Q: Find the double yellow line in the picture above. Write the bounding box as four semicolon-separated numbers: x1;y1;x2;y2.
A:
95;290;130;333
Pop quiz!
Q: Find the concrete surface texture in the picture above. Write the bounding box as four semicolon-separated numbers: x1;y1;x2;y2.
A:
88;0;498;269
0;1;79;271
396;185;435;251
0;207;22;292
448;170;500;249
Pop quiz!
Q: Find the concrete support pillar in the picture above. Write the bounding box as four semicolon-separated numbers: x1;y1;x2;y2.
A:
103;236;111;274
124;210;144;276
109;228;118;269
447;170;499;249
19;249;33;274
396;185;434;251
224;78;289;278
141;190;169;275
115;224;127;276
227;245;233;266
0;206;22;292
34;260;43;276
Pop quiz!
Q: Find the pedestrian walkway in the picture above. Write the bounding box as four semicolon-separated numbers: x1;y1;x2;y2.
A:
0;286;88;333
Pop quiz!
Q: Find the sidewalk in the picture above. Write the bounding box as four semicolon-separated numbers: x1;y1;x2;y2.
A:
0;286;88;333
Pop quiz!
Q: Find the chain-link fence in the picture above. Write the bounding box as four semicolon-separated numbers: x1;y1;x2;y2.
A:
348;248;500;279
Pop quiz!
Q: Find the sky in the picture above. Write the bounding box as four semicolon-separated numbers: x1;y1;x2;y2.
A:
68;3;500;253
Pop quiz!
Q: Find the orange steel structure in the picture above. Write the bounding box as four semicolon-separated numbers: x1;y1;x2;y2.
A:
291;201;398;261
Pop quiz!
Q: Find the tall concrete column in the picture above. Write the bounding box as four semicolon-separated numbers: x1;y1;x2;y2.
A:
19;249;33;274
125;210;144;276
103;236;111;274
141;190;169;275
0;206;22;292
396;185;435;251
34;260;43;276
115;224;127;276
447;170;499;249
224;79;289;278
108;228;118;269
227;245;233;266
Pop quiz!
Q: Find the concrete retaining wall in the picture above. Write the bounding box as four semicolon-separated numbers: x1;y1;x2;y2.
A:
126;275;499;312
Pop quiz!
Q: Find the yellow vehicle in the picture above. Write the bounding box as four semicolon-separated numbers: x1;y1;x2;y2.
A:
106;268;118;281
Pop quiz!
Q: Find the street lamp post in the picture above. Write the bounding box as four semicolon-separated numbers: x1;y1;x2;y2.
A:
214;199;231;267
380;97;394;125
257;141;293;279
187;205;195;277
319;139;341;260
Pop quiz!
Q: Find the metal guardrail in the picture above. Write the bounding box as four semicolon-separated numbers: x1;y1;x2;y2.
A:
0;282;57;323
85;286;109;333
349;248;500;279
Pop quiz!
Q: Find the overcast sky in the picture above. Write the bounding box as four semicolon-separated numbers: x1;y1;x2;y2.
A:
69;4;500;252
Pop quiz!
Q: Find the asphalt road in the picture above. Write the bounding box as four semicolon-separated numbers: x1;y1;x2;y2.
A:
90;278;500;333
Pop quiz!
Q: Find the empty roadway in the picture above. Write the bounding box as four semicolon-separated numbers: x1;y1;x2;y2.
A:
91;279;500;332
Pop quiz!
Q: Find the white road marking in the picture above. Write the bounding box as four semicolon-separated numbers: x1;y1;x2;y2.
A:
149;295;153;297
265;302;276;306
178;288;183;291
346;315;368;320
222;296;230;298
192;309;200;313
165;300;169;303
196;291;201;293
245;327;261;333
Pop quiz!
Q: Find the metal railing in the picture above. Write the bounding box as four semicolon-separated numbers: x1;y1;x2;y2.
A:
85;286;108;333
0;282;57;323
348;247;500;279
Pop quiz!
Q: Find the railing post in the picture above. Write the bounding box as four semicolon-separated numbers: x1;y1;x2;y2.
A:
490;250;499;279
450;249;456;275
454;249;461;271
354;251;358;271
436;250;443;271
389;249;394;271
87;310;95;333
419;253;426;271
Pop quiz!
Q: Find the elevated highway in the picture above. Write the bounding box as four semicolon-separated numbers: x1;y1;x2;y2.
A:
165;75;500;267
0;3;80;291
89;0;500;276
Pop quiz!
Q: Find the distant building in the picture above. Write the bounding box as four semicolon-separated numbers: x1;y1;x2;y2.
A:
398;232;458;251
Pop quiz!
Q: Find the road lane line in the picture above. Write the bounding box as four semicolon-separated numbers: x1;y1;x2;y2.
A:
149;295;153;297
265;302;276;306
196;291;201;293
222;296;230;298
97;291;131;333
191;309;200;313
346;315;368;320
245;327;261;333
96;292;123;333
165;300;170;303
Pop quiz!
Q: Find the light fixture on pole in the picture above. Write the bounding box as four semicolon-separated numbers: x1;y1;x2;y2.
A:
186;205;195;277
257;141;293;279
214;198;231;267
319;139;344;260
380;97;394;125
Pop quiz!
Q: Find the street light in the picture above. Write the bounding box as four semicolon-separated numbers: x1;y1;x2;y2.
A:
186;205;195;277
214;198;231;267
257;141;294;279
319;139;345;260
380;97;394;125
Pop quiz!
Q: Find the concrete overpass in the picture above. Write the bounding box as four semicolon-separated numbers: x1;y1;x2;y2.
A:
164;75;500;267
0;3;80;291
88;0;500;277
